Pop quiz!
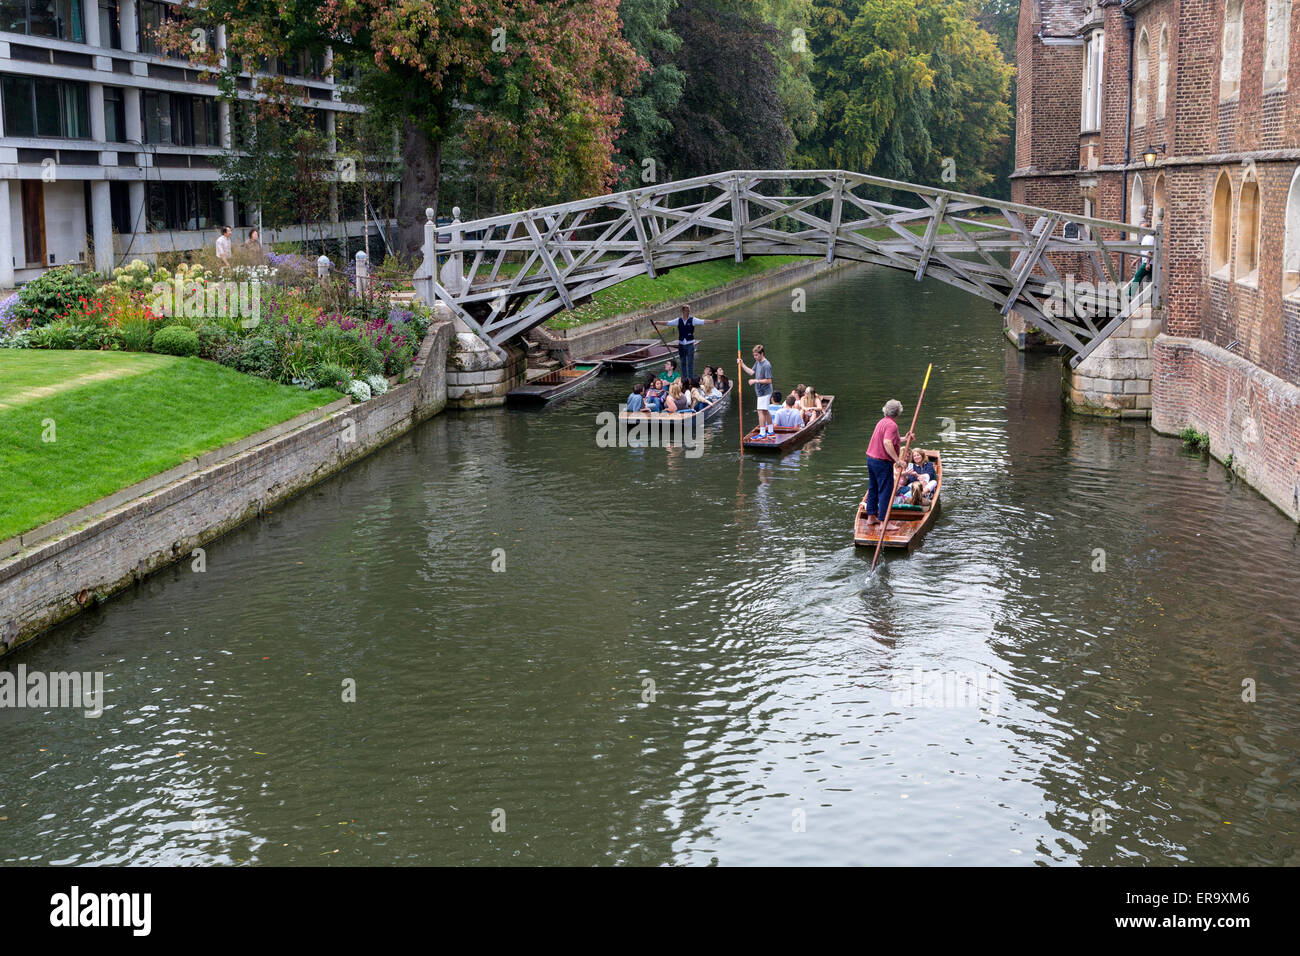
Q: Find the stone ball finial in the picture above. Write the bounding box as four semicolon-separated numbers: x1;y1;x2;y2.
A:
425;207;435;222
452;206;462;221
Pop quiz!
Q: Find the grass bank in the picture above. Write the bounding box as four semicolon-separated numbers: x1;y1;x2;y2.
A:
545;255;811;330
0;351;341;541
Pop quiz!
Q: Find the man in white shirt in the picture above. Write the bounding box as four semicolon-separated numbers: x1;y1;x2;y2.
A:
215;226;232;267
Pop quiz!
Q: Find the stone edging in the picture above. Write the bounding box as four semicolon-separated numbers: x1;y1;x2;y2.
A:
0;320;453;655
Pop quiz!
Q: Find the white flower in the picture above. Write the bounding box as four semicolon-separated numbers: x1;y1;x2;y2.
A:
365;374;388;396
347;379;371;403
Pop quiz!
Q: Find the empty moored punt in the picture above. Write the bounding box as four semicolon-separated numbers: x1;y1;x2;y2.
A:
852;452;943;550
619;383;733;432
506;362;602;406
587;339;677;372
741;396;835;453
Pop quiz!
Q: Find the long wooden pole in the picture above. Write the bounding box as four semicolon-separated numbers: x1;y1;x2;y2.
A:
736;323;744;444
871;363;933;572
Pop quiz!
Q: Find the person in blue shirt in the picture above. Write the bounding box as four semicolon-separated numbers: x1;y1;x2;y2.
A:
626;384;645;413
771;392;806;428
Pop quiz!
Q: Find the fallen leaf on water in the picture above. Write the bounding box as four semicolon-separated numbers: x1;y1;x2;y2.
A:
254;752;267;755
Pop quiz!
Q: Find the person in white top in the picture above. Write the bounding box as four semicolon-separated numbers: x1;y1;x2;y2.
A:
215;226;232;267
1127;208;1154;296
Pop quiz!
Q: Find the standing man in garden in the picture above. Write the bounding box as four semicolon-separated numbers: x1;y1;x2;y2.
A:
215;226;232;268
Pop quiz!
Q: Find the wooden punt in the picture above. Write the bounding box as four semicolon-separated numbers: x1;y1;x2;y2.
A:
741;395;835;453
587;339;677;372
618;382;733;432
506;362;602;406
853;452;943;550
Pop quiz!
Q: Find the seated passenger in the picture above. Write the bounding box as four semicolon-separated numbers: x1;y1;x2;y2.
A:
664;381;685;412
771;392;806;428
700;374;721;400
626;384;645;413
901;448;938;501
715;370;730;394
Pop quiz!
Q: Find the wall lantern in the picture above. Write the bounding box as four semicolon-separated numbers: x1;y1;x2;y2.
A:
1143;145;1166;168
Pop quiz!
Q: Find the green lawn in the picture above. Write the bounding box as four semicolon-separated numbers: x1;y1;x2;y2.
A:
0;351;342;541
545;255;810;330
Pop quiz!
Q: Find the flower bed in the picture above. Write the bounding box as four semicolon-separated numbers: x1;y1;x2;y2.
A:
0;258;434;403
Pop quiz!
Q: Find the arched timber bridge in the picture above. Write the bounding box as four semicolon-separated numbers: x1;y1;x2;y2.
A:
414;170;1161;368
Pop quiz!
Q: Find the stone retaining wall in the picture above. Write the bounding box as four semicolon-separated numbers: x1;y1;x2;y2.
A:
0;320;454;656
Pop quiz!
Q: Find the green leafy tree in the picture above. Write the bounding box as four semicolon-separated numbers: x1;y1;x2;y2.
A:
662;0;794;178
801;0;1012;193
613;0;686;189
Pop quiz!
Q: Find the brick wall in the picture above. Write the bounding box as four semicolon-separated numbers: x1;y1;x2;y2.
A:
1152;334;1300;521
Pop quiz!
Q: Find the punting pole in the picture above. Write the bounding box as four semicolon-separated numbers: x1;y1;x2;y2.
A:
871;363;933;572
736;323;744;445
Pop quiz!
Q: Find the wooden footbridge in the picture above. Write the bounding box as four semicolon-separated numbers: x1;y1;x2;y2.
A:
414;170;1161;366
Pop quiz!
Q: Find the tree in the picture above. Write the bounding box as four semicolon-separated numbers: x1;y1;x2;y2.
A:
167;1;644;253
662;0;794;178
613;0;686;189
801;0;1012;193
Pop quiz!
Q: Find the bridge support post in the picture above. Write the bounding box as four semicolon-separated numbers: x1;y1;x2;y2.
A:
1062;308;1160;419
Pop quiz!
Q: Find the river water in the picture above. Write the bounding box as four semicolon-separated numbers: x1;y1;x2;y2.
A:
3;264;1298;866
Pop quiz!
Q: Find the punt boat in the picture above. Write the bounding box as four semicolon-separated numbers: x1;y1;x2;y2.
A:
505;362;602;406
618;382;733;434
586;339;677;372
741;396;835;453
852;452;944;550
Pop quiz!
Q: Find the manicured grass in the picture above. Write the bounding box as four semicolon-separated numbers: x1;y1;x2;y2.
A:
545;255;810;330
0;351;342;540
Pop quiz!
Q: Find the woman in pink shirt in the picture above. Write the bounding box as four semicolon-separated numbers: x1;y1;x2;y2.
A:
863;399;913;527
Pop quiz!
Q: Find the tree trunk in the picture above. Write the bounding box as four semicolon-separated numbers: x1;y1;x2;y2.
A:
396;120;440;257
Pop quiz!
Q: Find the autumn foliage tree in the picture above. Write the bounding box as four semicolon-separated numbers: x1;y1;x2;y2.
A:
169;0;643;253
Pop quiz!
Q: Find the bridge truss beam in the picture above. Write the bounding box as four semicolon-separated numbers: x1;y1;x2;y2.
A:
414;170;1162;367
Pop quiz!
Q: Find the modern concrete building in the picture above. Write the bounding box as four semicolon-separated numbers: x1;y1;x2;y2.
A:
0;0;381;287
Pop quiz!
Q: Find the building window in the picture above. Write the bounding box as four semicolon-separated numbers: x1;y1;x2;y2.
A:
1211;172;1232;277
1221;0;1244;100
1081;30;1105;133
1134;29;1150;129
1129;174;1146;235
97;0;119;50
140;92;218;147
1265;0;1291;91
1236;177;1260;284
1284;168;1300;296
0;0;85;40
1157;26;1170;117
103;85;125;141
146;181;218;232
2;75;89;138
1152;173;1167;225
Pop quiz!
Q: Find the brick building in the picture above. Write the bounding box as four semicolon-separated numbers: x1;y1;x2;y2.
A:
1013;0;1300;521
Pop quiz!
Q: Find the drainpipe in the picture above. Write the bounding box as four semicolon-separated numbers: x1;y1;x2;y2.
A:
1120;10;1136;277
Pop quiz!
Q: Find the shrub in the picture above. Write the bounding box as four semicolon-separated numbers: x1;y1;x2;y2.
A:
27;318;106;350
12;266;100;327
347;379;372;403
235;337;280;378
366;374;389;396
152;325;200;357
310;362;350;392
196;324;231;359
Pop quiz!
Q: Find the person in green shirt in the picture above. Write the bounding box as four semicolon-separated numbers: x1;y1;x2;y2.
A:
658;359;681;385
